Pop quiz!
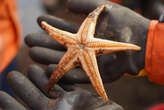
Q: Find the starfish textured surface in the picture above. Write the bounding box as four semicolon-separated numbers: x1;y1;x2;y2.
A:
41;5;141;102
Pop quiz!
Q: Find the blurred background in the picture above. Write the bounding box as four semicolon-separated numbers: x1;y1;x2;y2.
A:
4;0;164;110
16;0;44;73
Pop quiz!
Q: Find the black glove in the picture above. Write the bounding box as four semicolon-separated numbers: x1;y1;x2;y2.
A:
25;0;150;84
0;65;123;110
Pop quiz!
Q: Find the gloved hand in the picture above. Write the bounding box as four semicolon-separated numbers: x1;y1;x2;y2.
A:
25;0;150;84
0;65;123;110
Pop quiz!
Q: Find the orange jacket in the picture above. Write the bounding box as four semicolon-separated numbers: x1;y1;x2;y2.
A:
0;0;21;72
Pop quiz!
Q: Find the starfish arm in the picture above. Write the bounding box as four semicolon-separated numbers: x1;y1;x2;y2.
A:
77;5;106;42
46;48;79;92
41;21;77;46
79;49;109;101
86;38;141;55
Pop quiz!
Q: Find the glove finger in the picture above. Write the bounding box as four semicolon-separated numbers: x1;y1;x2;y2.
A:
30;47;64;64
67;0;108;14
25;32;65;51
7;71;52;110
67;0;118;14
28;64;65;98
37;15;79;33
47;64;89;84
0;91;27;110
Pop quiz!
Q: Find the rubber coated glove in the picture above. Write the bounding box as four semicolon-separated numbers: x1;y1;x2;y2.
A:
25;0;150;84
0;64;123;110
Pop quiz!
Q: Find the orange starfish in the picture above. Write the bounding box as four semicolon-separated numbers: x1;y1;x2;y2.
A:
41;5;141;102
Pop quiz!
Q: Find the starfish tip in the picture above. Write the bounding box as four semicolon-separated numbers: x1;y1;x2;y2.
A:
135;45;141;51
41;21;47;28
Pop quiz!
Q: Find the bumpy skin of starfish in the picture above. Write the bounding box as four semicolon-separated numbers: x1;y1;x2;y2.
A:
41;5;141;102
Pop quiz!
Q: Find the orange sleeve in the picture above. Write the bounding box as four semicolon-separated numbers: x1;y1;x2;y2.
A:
0;0;21;72
145;20;164;84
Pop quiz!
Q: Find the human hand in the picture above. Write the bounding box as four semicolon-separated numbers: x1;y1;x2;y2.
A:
0;65;123;110
25;0;150;84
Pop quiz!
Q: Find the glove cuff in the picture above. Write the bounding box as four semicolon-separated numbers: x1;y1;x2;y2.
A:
145;19;164;84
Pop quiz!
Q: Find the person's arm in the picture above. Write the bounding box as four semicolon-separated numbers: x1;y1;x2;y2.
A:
0;0;21;72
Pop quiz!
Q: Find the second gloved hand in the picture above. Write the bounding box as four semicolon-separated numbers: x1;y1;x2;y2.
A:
0;64;123;110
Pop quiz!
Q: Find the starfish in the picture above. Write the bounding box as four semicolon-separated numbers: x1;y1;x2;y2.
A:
41;5;141;102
